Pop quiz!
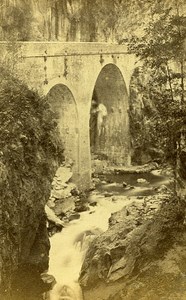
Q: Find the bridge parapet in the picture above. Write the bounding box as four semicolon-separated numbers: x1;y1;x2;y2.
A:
0;41;129;58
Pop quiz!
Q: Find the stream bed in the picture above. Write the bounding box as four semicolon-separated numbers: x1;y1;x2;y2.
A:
95;170;172;196
47;170;172;300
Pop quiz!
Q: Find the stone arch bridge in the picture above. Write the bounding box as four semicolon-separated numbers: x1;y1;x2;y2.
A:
1;42;137;190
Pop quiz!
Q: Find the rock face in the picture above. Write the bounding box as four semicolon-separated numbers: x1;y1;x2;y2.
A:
0;69;64;299
0;0;185;42
79;192;186;300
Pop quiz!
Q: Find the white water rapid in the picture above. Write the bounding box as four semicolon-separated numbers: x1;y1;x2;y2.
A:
48;193;131;300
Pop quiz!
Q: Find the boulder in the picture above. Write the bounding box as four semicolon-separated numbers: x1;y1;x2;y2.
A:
45;205;65;227
55;166;73;183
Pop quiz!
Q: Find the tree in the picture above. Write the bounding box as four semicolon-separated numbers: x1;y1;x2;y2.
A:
128;6;186;164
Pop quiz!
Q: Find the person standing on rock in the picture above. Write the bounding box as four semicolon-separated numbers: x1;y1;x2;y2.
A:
96;103;107;137
90;100;108;152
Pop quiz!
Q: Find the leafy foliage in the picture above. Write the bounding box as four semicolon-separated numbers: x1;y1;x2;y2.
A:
128;7;186;163
0;68;64;174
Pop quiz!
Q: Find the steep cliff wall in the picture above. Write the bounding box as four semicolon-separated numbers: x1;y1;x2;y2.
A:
0;67;64;299
0;0;185;42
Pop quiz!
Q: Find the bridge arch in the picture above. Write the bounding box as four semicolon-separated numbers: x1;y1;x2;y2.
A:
89;63;130;165
46;84;79;182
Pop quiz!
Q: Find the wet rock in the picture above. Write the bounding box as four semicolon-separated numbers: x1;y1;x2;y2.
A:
122;181;127;188
101;180;107;184
41;273;56;287
45;205;65;227
52;182;77;199
88;184;96;191
47;198;56;208
157;185;170;193
52;196;75;216
137;196;144;199
74;199;89;212
106;179;114;183
68;213;80;221
129;185;135;189
124;185;135;190
47;222;64;237
99;175;106;180
137;178;149;184
71;186;80;196
105;182;119;187
92;177;100;184
104;192;114;197
109;201;144;227
89;201;97;207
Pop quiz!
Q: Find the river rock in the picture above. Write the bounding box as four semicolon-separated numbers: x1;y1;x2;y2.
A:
137;178;149;184
53;197;75;215
157;185;170;193
55;166;73;183
52;183;76;199
104;192;114;197
122;181;128;187
45;205;65;227
125;185;135;190
41;273;56;287
92;177;100;184
89;201;97;207
68;213;80;221
74;199;89;212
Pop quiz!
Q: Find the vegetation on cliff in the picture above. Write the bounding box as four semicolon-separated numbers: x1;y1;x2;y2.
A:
0;67;64;299
129;6;186;164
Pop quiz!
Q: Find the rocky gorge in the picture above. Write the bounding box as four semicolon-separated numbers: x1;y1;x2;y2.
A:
0;1;185;299
39;160;186;300
75;153;186;300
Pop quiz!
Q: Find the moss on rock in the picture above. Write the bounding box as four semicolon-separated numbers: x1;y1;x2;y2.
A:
0;67;64;299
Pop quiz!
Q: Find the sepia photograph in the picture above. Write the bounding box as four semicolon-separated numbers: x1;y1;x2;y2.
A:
0;0;186;299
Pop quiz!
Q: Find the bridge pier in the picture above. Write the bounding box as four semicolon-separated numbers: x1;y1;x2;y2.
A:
76;103;92;190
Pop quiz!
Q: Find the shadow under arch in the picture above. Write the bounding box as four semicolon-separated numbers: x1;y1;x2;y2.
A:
90;63;130;165
46;84;79;182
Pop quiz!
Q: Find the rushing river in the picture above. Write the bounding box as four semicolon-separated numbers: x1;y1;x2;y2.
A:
47;170;172;300
48;195;132;300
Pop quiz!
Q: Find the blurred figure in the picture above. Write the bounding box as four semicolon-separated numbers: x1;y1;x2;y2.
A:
97;103;107;136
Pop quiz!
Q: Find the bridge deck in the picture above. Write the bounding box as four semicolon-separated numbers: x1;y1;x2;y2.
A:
0;42;129;58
